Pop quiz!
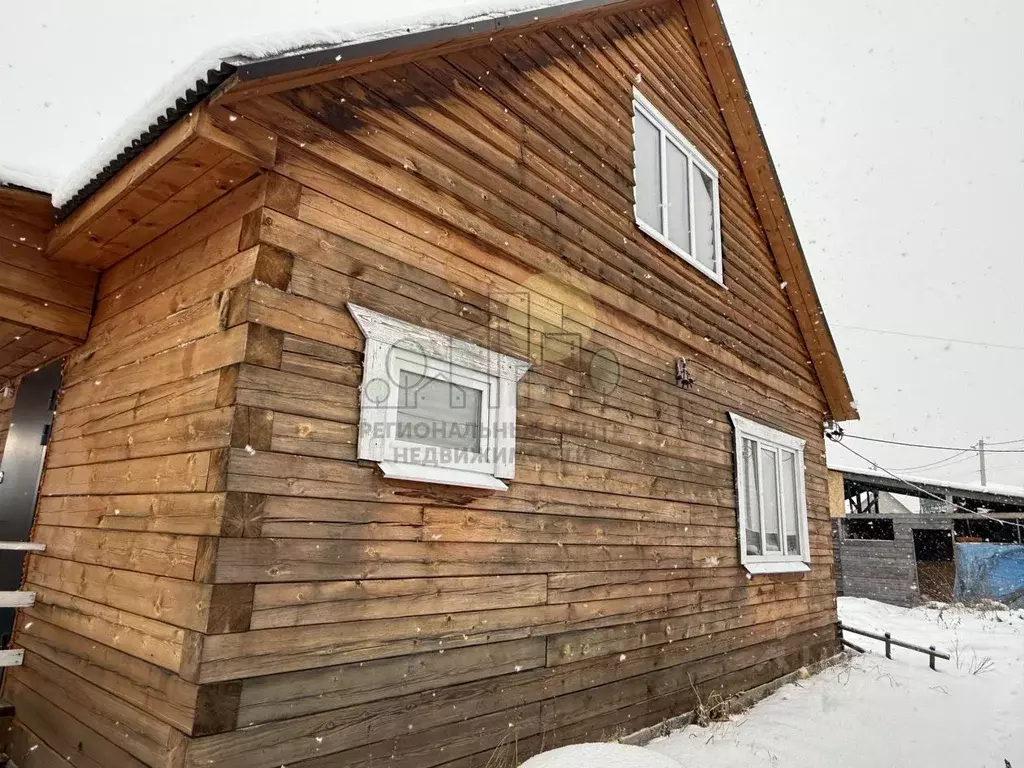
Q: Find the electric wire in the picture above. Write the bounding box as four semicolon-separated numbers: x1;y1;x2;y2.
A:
828;437;1024;533
890;449;976;473
842;433;1024;454
839;325;1024;352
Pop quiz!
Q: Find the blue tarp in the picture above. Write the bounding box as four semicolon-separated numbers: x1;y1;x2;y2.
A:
954;543;1024;607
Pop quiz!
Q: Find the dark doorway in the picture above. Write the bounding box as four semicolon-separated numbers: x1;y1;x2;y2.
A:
913;528;955;602
0;360;62;645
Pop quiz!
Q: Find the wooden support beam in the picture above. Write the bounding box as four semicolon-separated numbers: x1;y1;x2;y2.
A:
47;104;274;270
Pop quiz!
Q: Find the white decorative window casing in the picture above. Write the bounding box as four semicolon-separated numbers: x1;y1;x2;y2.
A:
632;88;724;284
730;413;811;574
349;304;530;491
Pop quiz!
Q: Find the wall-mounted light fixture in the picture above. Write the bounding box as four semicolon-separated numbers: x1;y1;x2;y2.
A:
675;358;695;390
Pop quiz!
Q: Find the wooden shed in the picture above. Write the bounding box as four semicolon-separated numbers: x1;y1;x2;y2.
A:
0;0;857;765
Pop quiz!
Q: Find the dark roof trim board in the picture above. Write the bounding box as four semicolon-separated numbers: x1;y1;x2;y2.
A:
54;0;624;221
231;0;625;80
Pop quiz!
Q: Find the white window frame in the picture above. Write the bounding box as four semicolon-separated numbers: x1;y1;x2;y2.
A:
349;304;530;491
729;413;811;574
631;88;724;285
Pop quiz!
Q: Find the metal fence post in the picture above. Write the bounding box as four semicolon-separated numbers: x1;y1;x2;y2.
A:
884;632;892;659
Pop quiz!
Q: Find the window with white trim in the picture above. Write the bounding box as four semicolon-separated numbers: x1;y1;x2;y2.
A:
730;413;810;574
349;304;530;491
631;89;723;283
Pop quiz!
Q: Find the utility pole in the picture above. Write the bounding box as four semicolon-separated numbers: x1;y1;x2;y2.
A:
978;438;987;486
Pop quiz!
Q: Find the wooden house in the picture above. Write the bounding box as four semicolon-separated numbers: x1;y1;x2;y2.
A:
0;0;857;765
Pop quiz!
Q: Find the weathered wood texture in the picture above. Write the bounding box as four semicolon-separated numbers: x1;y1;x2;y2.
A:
0;376;16;463
185;5;836;767
0;186;97;379
3;3;842;766
2;172;280;767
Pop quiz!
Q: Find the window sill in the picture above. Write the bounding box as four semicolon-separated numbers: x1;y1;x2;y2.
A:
743;561;811;575
635;220;726;288
378;461;508;490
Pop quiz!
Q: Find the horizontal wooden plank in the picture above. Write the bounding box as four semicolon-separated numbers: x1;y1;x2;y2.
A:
41;451;215;496
91;220;243;327
9;652;185;767
48;407;234;469
23;583;188;673
0;256;95;310
34;492;226;536
236;637;546;725
58;324;248;412
32;526;202;580
27;556;217;632
251;574;547;628
16;615;200;734
212;536;701;584
4;674;149;768
0;286;91;339
200;603;571;682
53;370;223;441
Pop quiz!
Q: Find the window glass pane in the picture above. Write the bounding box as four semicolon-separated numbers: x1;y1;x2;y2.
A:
760;447;782;552
396;371;483;452
633;111;662;231
665;143;691;253
781;450;801;555
742;438;762;556
693;167;717;272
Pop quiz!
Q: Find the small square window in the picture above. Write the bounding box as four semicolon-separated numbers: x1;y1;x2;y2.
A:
349;304;530;490
730;413;810;574
396;371;484;453
631;89;723;284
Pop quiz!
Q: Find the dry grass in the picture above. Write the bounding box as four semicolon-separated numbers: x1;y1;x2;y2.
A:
689;675;730;727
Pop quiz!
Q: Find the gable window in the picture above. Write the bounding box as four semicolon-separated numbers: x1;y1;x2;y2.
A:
349;304;530;491
730;413;810;574
632;89;723;283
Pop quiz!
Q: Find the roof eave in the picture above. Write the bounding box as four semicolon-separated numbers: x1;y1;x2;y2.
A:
233;0;632;82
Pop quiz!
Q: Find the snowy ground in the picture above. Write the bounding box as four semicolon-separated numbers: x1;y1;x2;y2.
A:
525;597;1023;768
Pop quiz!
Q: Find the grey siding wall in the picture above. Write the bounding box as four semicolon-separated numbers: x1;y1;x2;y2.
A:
834;517;919;606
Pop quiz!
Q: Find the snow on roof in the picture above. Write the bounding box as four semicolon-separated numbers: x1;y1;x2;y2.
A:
39;0;588;210
0;163;59;196
830;463;1024;501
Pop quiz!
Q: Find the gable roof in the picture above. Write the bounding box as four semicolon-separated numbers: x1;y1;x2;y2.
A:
42;0;857;422
50;0;625;214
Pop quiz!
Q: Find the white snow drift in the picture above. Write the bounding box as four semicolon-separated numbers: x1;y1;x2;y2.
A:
527;597;1024;768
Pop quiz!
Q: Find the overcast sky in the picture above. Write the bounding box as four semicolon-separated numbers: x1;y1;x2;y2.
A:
2;0;1022;486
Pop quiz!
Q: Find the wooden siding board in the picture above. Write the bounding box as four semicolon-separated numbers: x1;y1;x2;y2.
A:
4;182;266;755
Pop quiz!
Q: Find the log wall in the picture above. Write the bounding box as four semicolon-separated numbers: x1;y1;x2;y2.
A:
1;172;297;767
2;3;841;766
185;4;837;766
